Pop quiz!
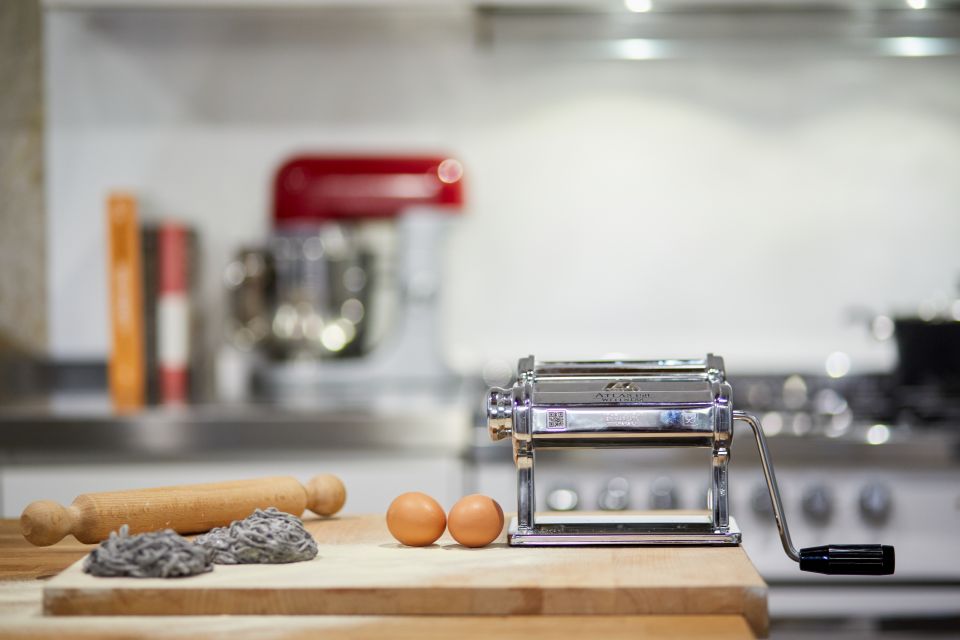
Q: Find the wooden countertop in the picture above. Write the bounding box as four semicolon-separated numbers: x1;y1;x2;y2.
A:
0;519;762;639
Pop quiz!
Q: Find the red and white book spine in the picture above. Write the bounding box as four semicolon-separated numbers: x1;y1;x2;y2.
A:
157;223;190;405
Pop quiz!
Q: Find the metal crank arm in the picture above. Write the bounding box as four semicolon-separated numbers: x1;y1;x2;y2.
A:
733;411;895;576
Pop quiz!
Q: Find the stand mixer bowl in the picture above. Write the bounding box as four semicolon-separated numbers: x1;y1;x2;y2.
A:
226;222;383;360
267;223;375;359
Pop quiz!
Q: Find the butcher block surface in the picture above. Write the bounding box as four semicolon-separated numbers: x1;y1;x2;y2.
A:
40;514;768;636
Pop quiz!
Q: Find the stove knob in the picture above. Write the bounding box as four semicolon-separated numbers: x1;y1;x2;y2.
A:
802;485;833;525
702;484;713;510
598;477;631;511
859;483;893;526
750;483;774;518
650;476;678;510
546;487;579;512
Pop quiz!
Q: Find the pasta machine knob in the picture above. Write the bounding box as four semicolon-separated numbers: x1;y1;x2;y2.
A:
486;387;513;441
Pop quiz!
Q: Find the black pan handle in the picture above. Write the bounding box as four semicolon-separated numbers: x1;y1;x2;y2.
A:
799;544;895;575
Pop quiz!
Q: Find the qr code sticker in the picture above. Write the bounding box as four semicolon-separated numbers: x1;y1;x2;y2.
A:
546;410;567;431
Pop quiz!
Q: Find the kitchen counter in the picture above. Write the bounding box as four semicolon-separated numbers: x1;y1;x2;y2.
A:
0;519;760;639
0;403;472;460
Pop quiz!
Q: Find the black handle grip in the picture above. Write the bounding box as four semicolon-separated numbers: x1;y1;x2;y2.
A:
799;544;895;575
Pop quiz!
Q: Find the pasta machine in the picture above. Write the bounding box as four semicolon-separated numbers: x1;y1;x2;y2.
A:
486;354;895;575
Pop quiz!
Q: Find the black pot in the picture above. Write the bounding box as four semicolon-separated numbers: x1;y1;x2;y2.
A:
894;318;960;388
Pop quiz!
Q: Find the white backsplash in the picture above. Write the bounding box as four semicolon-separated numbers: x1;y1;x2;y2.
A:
45;8;960;375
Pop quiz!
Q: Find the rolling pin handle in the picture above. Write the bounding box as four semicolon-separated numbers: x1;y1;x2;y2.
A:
304;474;347;517
799;544;895;575
20;500;78;547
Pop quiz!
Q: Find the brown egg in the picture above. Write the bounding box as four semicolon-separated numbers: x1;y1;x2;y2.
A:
386;492;446;547
447;494;504;548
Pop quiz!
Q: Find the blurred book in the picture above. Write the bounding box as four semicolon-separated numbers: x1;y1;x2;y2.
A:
141;226;159;405
106;193;146;411
157;222;191;406
108;193;201;411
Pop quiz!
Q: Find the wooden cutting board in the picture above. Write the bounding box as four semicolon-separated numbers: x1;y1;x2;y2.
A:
43;514;768;637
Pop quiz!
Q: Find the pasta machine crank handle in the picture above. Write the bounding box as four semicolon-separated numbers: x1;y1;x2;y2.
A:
733;411;895;576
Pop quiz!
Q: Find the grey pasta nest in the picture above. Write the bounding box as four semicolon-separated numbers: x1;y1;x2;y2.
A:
83;525;213;578
194;507;318;564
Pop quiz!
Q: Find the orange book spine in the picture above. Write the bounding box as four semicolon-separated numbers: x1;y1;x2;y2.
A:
106;192;145;411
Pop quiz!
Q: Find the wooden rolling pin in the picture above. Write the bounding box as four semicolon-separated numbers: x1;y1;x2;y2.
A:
20;474;346;547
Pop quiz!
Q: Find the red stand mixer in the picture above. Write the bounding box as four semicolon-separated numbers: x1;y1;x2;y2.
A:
224;155;465;403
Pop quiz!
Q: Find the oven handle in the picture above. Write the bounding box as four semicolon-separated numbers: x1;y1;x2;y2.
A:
733;411;895;576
